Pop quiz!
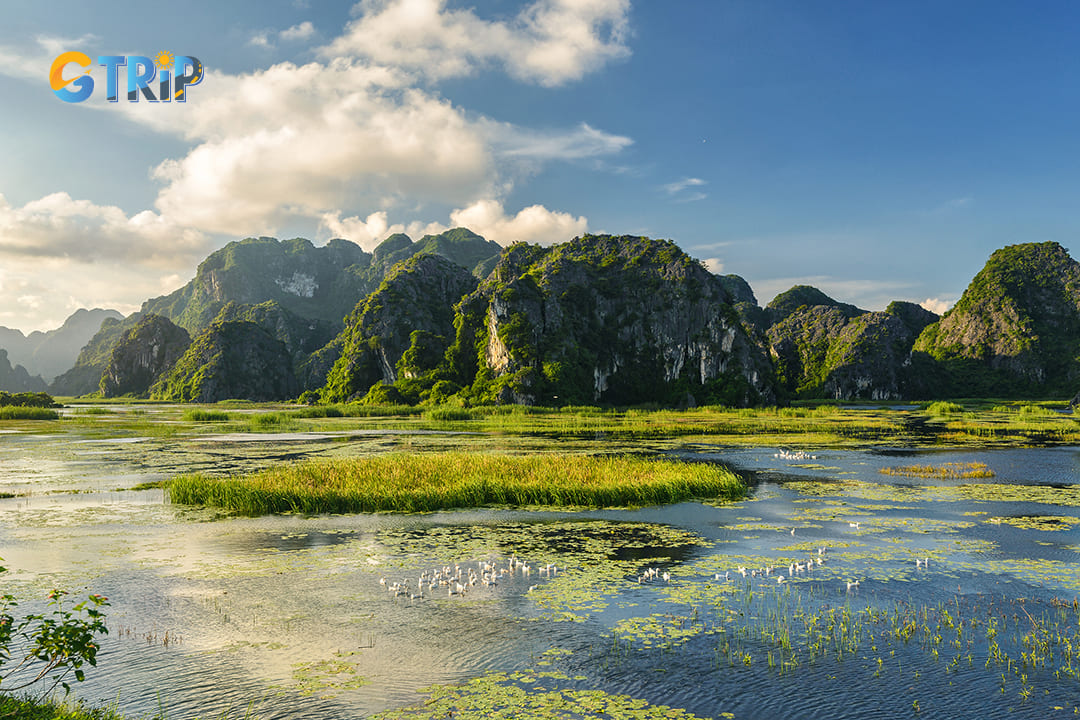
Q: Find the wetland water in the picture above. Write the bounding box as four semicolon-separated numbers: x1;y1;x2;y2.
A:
1;422;1079;719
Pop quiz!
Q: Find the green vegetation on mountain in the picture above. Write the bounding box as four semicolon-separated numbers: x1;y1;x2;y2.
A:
321;253;480;403
912;241;1080;397
368;227;502;278
383;234;779;407
151;320;298;402
99;314;191;398
212;300;336;366
766;285;865;325
765;294;938;400
49;315;141;396
142;237;373;333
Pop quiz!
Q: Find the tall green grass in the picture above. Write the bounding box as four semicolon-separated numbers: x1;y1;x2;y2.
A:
166;453;745;515
924;401;965;416
183;408;231;422
0;406;59;420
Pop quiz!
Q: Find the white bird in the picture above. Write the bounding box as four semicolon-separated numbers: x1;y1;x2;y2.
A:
790;527;796;536
849;521;860;529
777;575;785;584
846;580;860;591
662;571;671;583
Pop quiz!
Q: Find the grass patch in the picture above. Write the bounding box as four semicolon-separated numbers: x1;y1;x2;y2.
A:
423;407;475;421
183;408;231;422
924;401;965;416
879;461;995;479
0;406;59;420
166;453;746;515
0;695;128;720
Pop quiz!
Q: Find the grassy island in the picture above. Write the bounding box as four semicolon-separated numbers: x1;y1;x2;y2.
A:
165;452;745;515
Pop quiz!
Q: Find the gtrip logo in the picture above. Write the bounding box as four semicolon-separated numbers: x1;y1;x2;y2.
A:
49;51;203;103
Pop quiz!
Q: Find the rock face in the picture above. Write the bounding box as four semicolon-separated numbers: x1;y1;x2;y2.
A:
322;253;481;402
765;293;938;400
142;237;374;333
212;300;336;368
50;315;139;396
444;235;776;406
151;320;298;402
912;241;1080;397
0;308;122;383
0;349;47;392
99;315;191;398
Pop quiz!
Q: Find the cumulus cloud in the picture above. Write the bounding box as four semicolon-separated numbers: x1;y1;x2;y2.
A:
322;0;631;87
701;257;724;274
448;199;587;246
920;297;953;315
119;54;629;239
320;200;586;250
138;60;495;236
0;192;208;264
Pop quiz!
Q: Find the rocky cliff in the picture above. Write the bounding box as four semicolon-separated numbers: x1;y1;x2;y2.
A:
440;235;777;406
142;237;374;333
49;315;140;396
99;315;191;398
151;320;298;402
765;292;938;400
321;253;481;403
912;241;1080;397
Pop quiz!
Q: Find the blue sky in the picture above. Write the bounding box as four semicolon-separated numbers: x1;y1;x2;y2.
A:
1;0;1079;332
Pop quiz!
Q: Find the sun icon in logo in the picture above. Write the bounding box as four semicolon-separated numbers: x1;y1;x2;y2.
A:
154;51;175;71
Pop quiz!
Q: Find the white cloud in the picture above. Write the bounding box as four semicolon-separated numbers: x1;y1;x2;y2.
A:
0;192;208;264
448;199;587;246
663;177;705;195
322;0;631;87
250;21;316;48
320;200;586;250
320;210;400;251
920;297;953;315
280;21;316;42
0;34;99;81
701;257;724;274
120;56;626;239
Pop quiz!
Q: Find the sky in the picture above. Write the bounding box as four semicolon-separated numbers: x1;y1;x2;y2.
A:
2;0;1080;333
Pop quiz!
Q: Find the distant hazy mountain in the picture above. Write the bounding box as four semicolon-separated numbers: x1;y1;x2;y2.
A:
0;308;122;382
0;349;48;392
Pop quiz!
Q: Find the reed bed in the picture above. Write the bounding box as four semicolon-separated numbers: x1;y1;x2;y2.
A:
183;408;231;422
879;462;995;479
0;406;59;420
166;453;745;516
